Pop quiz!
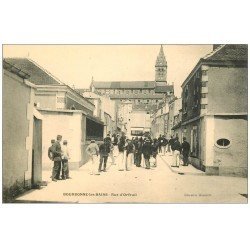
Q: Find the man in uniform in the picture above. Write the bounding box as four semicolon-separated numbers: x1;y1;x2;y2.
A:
181;137;190;166
98;139;110;172
51;135;62;181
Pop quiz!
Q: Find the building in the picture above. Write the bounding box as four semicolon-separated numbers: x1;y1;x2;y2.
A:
81;91;117;136
151;101;169;138
181;44;248;177
3;60;43;202
171;98;182;139
78;46;174;137
5;58;104;170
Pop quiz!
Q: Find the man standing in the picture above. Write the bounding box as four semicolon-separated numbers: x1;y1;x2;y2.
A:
158;135;163;154
48;139;55;161
168;136;174;155
86;140;99;175
162;135;168;155
98;139;110;172
142;139;152;169
181;137;190;166
61;140;71;179
125;139;134;171
172;137;182;167
51;135;62;181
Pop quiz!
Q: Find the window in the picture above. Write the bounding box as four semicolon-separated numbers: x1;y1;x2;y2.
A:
216;138;231;148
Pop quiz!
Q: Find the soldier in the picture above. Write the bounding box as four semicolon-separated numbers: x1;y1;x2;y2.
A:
51;135;62;181
48;139;55;161
181;137;190;166
142;139;152;169
98;139;110;172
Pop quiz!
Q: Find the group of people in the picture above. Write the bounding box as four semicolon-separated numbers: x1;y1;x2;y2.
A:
85;132;191;175
48;135;71;182
48;133;191;179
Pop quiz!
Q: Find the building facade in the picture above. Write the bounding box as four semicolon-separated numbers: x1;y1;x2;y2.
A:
3;60;43;202
78;46;174;137
5;58;104;170
181;44;248;177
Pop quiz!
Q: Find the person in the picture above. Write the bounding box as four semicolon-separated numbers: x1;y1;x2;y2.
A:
168;136;174;155
86;140;99;175
61;140;71;179
104;134;112;144
51;135;63;181
162;135;168;155
151;139;159;167
113;134;119;157
158;135;163;154
172;137;182;167
133;137;141;167
125;139;134;171
118;134;126;171
98;139;110;172
48;139;55;161
142;139;152;169
109;142;116;165
181;137;190;166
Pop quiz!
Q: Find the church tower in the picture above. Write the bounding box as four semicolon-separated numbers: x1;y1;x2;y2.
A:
155;45;167;83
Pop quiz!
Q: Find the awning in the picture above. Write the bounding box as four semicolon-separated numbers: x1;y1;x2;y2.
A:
86;114;104;125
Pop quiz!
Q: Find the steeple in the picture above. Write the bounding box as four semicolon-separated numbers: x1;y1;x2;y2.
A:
155;45;167;82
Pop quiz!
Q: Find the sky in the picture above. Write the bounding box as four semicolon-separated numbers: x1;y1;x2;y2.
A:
3;45;213;97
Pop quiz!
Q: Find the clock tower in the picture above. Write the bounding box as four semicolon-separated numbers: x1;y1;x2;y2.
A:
155;45;167;83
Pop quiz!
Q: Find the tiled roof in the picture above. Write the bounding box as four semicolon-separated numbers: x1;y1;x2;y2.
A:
203;44;248;62
93;81;156;89
109;93;164;99
155;85;174;93
4;58;63;85
3;59;30;79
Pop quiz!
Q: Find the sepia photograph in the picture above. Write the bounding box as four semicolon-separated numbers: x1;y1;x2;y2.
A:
2;44;248;204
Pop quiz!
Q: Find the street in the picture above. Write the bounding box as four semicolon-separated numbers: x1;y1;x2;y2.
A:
16;153;247;203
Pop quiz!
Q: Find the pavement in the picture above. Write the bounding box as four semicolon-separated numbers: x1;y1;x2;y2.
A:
160;153;205;176
15;154;248;204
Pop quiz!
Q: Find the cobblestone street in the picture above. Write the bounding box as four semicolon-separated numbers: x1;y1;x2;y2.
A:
15;153;247;203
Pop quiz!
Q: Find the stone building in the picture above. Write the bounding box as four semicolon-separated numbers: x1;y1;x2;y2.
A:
5;58;104;170
3;60;43;202
181;44;248;177
78;45;174;137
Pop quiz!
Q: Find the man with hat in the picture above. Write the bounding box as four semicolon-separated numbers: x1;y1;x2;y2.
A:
142;139;152;169
51;135;63;181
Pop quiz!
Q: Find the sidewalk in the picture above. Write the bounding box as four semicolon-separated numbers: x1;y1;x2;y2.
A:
160;153;205;176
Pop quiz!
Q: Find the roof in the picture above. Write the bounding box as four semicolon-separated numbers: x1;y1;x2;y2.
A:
4;58;63;85
155;84;174;93
109;93;164;99
3;59;30;79
203;44;248;61
181;44;248;88
92;81;156;89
